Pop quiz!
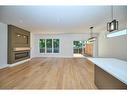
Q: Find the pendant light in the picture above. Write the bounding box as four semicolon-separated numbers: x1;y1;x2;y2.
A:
107;6;118;32
87;26;96;42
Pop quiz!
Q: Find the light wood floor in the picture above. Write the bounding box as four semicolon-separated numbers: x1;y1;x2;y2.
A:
0;57;97;89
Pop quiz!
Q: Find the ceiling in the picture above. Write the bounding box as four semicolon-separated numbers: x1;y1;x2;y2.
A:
0;6;127;34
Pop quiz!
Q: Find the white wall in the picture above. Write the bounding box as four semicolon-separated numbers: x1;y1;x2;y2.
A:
98;6;127;61
0;22;8;68
32;33;98;58
98;31;127;61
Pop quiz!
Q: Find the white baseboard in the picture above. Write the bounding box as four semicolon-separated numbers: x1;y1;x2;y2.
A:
34;56;74;58
9;58;31;67
0;64;9;69
0;56;84;69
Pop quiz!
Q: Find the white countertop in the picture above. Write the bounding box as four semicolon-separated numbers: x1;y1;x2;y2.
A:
87;58;127;85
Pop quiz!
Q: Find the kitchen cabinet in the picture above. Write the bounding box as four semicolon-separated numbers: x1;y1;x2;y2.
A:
85;43;93;56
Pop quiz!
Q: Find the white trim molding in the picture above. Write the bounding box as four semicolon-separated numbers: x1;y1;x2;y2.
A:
9;58;31;67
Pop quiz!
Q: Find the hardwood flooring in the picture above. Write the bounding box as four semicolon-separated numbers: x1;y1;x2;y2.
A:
0;57;97;89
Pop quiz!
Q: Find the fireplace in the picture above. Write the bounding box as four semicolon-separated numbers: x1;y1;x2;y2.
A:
8;25;30;64
15;51;29;60
13;47;30;62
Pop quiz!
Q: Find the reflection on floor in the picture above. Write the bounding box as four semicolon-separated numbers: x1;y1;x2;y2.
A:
73;54;84;57
0;57;96;89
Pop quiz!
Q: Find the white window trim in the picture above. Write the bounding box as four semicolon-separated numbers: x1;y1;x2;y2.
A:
40;39;60;54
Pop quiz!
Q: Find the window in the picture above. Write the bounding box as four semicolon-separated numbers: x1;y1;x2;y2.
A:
107;29;127;38
46;39;52;53
53;39;59;53
73;41;84;54
39;39;60;53
39;39;45;53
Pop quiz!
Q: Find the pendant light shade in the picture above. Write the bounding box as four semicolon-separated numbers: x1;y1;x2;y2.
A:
107;20;118;32
87;27;96;42
107;6;118;32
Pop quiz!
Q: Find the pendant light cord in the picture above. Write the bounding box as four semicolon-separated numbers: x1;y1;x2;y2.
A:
111;6;113;20
90;27;93;38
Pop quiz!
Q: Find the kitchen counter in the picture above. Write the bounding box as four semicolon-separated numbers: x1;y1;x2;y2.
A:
87;58;127;86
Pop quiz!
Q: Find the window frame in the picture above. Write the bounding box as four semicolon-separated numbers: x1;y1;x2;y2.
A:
53;39;60;53
39;39;60;53
46;39;52;53
39;39;46;53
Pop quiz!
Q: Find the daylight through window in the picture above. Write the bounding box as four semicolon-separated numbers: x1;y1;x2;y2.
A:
40;39;59;53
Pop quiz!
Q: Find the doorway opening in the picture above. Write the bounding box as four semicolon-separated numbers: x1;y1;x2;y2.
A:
73;40;86;57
